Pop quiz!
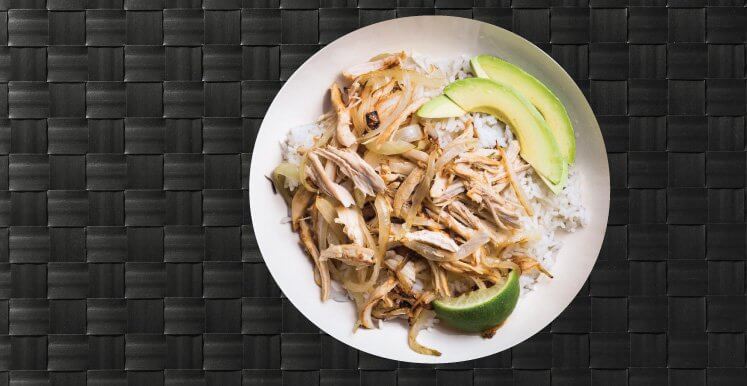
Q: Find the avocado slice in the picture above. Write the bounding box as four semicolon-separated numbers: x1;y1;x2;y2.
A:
471;55;576;164
444;78;564;183
538;159;568;194
417;94;466;118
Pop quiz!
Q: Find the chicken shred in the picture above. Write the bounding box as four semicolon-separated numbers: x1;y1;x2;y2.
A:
330;83;356;147
315;146;386;196
335;207;366;246
403;230;459;253
306;152;356;207
320;244;376;267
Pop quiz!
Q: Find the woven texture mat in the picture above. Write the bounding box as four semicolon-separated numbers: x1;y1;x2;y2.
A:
0;0;746;385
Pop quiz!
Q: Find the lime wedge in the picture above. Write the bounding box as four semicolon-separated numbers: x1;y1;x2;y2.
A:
433;270;520;333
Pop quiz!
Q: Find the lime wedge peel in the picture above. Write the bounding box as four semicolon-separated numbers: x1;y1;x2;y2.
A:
433;270;520;333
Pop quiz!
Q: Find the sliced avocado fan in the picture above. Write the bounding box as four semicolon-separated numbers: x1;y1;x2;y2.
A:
471;55;576;164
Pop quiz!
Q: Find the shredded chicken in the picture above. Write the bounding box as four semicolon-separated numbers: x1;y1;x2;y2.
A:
387;158;416;174
299;220;330;301
359;277;398;328
274;52;548;356
330;83;357;147
403;230;459;252
383;252;423;295
402;148;429;164
306;152;355;207
335;207;366;246
430;172;448;198
428;207;473;239
448;200;483;230
393;167;424;217
408;308;441;356
372;97;430;145
320;244;376;267
315;146;386;196
291;188;314;230
432;181;465;205
511;253;553;278
468;183;520;230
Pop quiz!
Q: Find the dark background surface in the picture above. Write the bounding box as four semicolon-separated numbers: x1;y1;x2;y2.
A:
0;0;746;385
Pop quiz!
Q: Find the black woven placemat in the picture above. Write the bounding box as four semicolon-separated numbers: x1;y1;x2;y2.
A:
0;0;745;385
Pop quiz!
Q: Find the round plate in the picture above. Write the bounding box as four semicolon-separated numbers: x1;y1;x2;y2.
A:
249;16;610;363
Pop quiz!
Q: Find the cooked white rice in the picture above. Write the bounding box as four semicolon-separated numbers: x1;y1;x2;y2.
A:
281;54;587;296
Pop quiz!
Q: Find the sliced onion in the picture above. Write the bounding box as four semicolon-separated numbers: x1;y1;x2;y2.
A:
363;150;385;168
511;254;554;278
361;73;413;142
271;163;296;204
358;277;397;329
367;76;392;91
412;215;444;230
372;96;428;145
366;140;415;155
290;188;313;231
387;158;416;174
484;259;521;272
375;91;402;118
370;52;394;61
314;197;347;243
352;83;373;134
427;260;450;297
298;127;334;192
315;196;338;225
299;220;330;302
298;158;318;193
358;208;377;250
405;149;437;227
274;162;299;181
338;205;381;293
393;123;424;143
374;195;391;259
315;209;328;252
393;168;424;218
359;68;446;89
353;189;366;208
454;231;491;260
499;147;533;216
408;309;441;356
402;149;429;164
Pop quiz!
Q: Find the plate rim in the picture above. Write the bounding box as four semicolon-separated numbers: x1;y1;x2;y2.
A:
249;15;610;363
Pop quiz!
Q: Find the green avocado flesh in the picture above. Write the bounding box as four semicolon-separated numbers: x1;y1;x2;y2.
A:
433;270;520;333
443;78;564;184
471;55;576;164
539;158;568;194
417;94;467;118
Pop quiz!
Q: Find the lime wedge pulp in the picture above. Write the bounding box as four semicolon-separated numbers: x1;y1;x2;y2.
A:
433;270;520;333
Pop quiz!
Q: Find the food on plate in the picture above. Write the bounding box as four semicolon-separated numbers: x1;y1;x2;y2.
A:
428;77;566;184
470;55;576;164
417;94;467;119
433;269;520;333
271;52;587;355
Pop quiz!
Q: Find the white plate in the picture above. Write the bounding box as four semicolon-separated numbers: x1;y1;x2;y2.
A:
249;16;610;363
